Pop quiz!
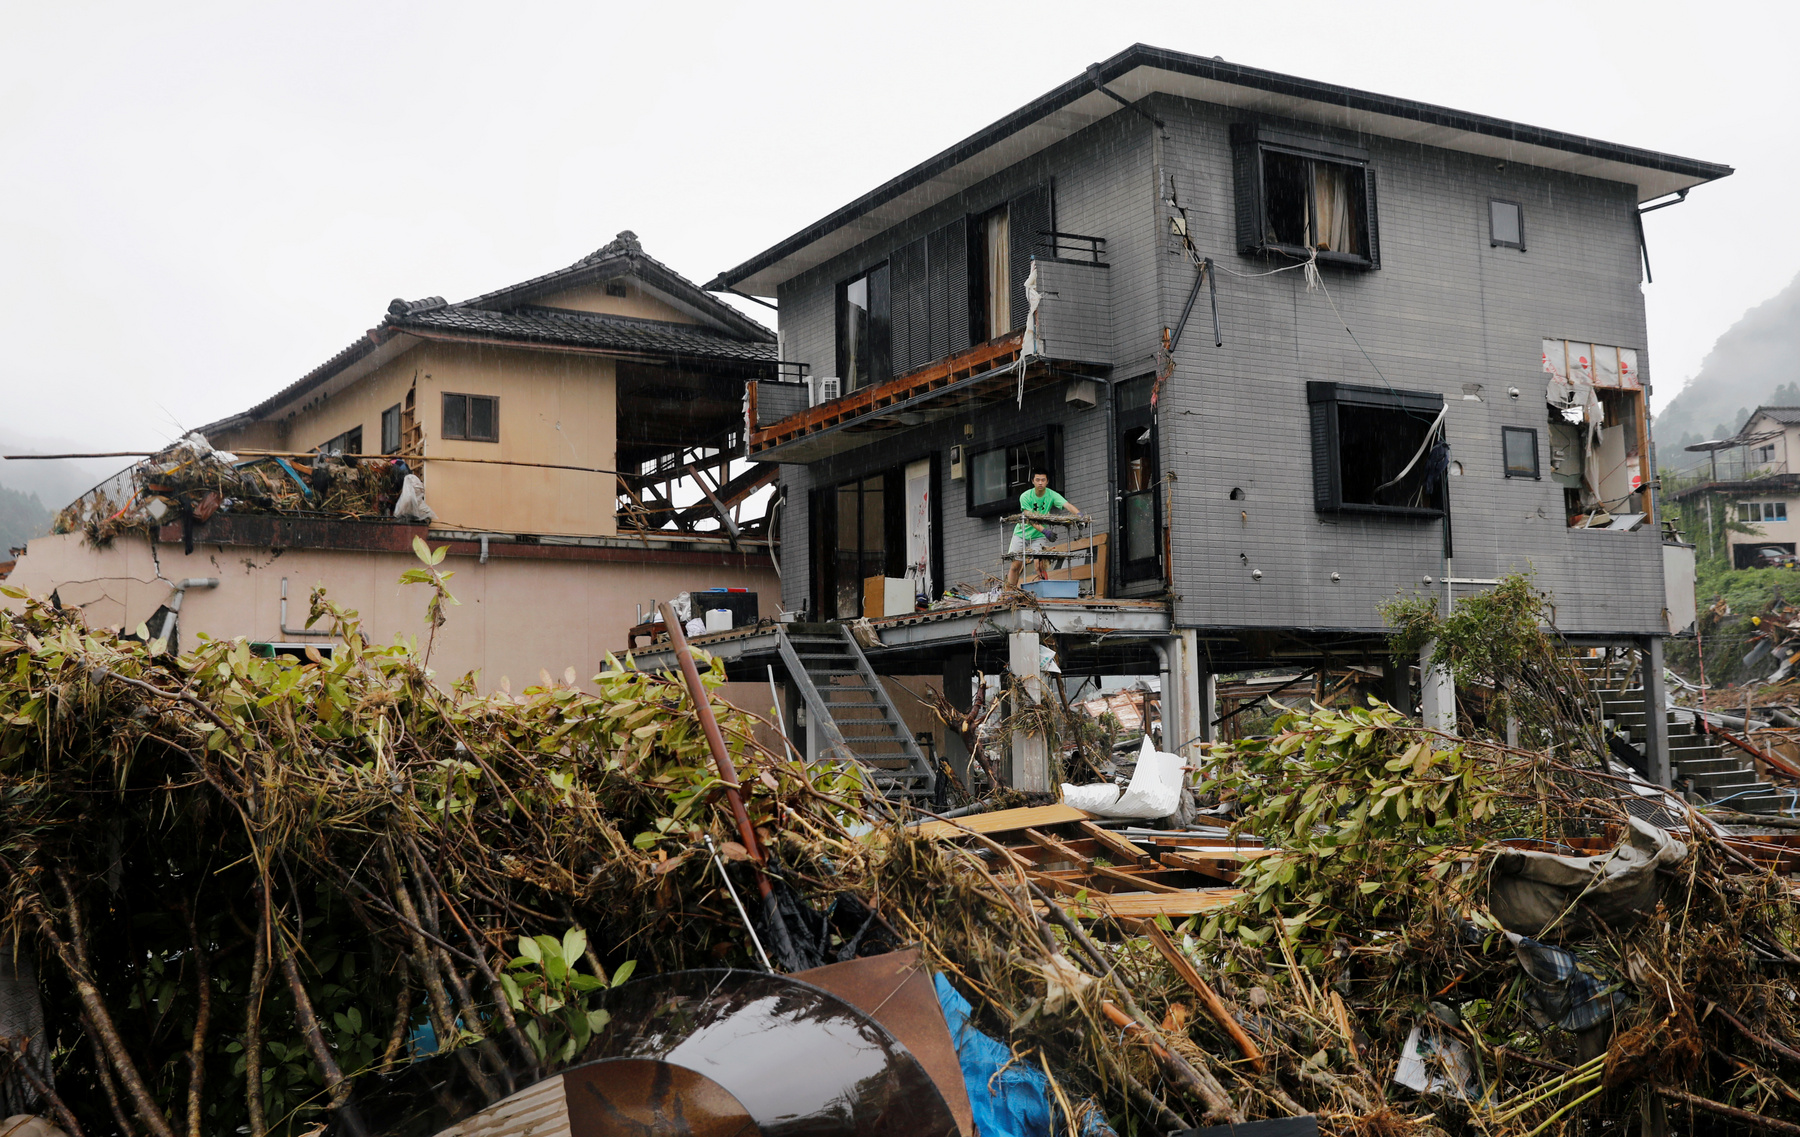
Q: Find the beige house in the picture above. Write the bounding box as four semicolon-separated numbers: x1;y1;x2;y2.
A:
1675;406;1800;568
5;232;786;695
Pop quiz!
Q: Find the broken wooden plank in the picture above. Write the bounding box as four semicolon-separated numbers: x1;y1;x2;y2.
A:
1077;820;1156;868
916;804;1092;839
1159;848;1275;882
1143;923;1266;1073
1037;888;1244;919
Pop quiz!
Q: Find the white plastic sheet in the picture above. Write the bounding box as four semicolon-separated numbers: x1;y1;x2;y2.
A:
1060;736;1185;820
393;473;434;521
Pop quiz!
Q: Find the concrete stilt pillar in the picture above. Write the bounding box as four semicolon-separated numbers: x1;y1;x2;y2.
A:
1177;629;1205;759
1008;630;1050;792
1642;636;1671;788
1420;641;1456;733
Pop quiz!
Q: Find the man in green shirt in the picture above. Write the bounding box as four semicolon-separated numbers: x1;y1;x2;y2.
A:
1007;471;1082;589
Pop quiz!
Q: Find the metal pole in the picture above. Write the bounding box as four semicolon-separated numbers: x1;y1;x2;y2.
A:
705;835;772;971
657;601;798;968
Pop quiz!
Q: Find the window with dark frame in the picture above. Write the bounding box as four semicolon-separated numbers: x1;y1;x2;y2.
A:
1502;426;1540;478
1233;125;1378;267
316;426;363;457
1307;382;1444;515
381;404;402;454
836;264;891;391
970;204;1011;342
966;429;1059;517
1115;375;1162;586
442;393;499;442
1490;199;1525;250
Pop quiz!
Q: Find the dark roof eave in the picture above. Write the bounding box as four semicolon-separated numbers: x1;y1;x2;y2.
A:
709;42;1733;294
387;316;779;365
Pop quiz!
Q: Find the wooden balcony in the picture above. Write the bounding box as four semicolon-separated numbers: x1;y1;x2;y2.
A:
746;331;1106;464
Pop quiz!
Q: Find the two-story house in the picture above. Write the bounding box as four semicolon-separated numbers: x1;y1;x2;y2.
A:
1674;406;1800;567
6;232;784;698
635;44;1728;796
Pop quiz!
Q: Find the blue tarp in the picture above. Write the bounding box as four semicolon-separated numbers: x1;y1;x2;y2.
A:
933;973;1116;1137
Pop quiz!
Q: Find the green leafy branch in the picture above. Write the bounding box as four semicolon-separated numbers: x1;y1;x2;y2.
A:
497;927;634;1064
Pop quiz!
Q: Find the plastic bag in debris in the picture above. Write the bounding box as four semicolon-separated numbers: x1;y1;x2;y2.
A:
1485;817;1686;939
849;618;881;650
1395;1023;1477;1098
1504;930;1628;1032
393;473;435;522
935;973;1121;1137
1061;735;1185;819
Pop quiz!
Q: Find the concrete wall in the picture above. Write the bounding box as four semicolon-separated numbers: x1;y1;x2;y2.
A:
1150;94;1663;636
4;530;778;699
773;91;1668;638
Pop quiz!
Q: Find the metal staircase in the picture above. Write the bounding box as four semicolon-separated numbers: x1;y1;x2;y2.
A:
776;624;936;798
1581;654;1783;813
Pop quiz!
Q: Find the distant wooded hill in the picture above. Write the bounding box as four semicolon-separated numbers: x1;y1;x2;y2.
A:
1657;271;1800;470
0;484;51;555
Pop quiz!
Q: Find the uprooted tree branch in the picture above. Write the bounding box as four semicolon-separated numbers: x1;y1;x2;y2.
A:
2;558;1800;1135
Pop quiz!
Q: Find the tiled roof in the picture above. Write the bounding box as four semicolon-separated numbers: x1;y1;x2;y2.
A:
466;231;773;344
198;233;774;435
1754;407;1800;425
388;304;778;363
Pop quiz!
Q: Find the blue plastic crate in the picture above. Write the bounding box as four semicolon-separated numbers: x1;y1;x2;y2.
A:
1023;580;1080;599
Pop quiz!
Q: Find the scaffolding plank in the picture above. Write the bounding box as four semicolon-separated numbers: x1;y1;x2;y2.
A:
1037;888;1245;919
917;804;1090;839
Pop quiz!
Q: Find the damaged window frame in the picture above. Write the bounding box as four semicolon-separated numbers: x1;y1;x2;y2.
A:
965;427;1061;518
441;393;499;442
1502;426;1540;479
1307;382;1444;517
1232;123;1380;269
316;426;363;457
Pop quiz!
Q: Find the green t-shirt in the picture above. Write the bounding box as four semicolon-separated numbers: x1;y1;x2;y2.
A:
1015;487;1069;539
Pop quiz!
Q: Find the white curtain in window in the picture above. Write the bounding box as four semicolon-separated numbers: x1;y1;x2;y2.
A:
1310;163;1355;254
984;209;1010;336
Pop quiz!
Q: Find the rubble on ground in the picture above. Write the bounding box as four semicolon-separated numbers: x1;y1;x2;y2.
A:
4;564;1800;1136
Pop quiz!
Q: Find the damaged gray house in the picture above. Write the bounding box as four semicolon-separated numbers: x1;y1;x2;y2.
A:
636;45;1731;802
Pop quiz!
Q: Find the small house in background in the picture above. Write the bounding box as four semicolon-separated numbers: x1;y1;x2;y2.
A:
626;43;1732;802
1672;406;1800;569
5;232;784;697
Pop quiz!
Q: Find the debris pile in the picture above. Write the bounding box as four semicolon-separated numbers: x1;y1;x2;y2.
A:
52;434;413;546
4;562;1800;1136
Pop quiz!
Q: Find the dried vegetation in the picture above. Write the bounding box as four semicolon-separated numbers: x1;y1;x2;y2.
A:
1;566;1799;1136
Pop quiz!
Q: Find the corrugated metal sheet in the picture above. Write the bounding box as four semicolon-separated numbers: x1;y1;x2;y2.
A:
434;1073;569;1137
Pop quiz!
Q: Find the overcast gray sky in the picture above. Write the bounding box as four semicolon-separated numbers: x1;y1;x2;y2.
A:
2;0;1792;456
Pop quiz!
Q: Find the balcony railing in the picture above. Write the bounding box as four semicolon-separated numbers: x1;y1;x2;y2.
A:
744;257;1114;464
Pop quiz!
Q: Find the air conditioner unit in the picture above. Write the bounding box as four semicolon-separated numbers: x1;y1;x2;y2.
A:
811;376;841;406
